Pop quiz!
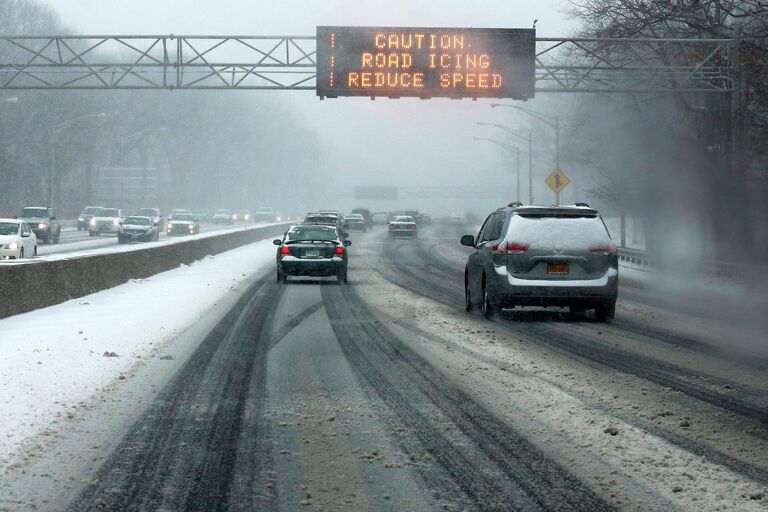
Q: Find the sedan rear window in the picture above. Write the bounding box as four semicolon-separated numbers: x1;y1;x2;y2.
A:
506;215;611;248
288;227;337;241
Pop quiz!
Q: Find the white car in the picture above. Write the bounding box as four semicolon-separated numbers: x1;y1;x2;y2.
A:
89;207;124;236
388;215;418;238
0;218;37;260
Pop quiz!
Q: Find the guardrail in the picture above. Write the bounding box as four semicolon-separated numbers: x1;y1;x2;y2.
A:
0;223;290;319
618;246;768;282
618;247;654;267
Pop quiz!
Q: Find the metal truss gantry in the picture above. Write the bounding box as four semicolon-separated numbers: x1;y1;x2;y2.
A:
0;35;318;90
0;34;736;93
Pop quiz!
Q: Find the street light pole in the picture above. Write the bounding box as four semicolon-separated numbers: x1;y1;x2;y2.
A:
49;112;107;206
476;122;534;204
516;145;521;203
490;104;561;204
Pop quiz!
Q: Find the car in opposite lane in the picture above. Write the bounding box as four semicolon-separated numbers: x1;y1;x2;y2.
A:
135;208;163;229
77;206;103;231
450;212;468;225
274;224;350;283
212;209;234;224
0;218;37;259
166;213;200;236
234;209;252;222
462;203;618;322
388;215;418;238
89;208;123;236
19;206;61;244
118;216;160;243
254;207;275;223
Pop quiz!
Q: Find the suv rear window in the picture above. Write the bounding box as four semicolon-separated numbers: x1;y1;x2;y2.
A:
506;215;612;247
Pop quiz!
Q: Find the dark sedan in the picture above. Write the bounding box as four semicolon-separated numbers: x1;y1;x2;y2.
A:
118;216;159;243
166;213;200;236
274;224;351;283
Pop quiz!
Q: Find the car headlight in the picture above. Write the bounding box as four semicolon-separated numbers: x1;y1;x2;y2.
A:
38;223;47;229
90;219;96;226
6;242;18;250
276;216;282;221
78;217;84;222
245;215;250;220
113;219;120;226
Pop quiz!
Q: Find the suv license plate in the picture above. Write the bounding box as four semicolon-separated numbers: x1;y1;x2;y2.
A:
547;262;569;274
305;250;320;258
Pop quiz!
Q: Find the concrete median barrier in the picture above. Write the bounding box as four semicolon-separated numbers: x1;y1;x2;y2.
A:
0;223;290;319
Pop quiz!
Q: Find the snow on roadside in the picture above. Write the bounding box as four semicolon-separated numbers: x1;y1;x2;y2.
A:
0;238;277;472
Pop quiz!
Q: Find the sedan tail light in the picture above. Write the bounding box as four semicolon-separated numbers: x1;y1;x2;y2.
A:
280;246;291;255
589;244;617;255
494;241;529;254
335;246;345;256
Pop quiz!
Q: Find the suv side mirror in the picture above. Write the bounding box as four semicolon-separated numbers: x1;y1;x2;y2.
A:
343;240;352;247
272;239;282;246
460;235;475;247
51;216;57;220
22;232;31;238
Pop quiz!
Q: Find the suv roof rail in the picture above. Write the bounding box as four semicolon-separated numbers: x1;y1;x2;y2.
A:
507;201;524;208
573;202;591;208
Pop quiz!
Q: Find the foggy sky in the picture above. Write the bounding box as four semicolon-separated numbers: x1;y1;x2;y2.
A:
37;1;578;212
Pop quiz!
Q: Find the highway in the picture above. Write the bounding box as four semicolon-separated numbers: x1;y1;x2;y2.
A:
34;222;267;257
4;224;766;512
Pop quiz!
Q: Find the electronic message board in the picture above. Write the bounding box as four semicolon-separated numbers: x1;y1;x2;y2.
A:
316;26;535;99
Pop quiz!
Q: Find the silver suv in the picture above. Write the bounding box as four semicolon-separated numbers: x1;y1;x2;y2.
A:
461;203;618;322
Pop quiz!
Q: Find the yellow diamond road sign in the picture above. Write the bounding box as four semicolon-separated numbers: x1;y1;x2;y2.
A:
545;168;570;194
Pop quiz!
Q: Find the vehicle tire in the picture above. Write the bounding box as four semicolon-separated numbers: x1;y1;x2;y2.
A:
54;231;60;244
568;304;584;319
464;278;473;312
595;301;616;323
481;278;495;320
338;270;348;284
33;246;37;257
19;248;24;259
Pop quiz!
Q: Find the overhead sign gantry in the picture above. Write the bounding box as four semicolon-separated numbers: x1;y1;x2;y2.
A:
315;27;536;99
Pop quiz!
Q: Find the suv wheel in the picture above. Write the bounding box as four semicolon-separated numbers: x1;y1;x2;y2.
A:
595;301;616;323
481;279;495;319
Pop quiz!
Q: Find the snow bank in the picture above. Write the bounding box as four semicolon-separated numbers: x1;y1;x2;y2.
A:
0;239;276;472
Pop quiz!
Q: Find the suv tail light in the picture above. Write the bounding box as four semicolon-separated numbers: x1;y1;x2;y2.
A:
494;241;529;254
388;224;395;230
410;224;417;230
335;246;345;256
280;245;291;255
589;244;617;255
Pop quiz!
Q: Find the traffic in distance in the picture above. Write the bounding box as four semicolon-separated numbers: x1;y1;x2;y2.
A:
273;203;617;322
0;204;289;259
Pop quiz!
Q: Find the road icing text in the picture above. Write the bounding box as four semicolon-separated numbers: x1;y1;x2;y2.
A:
334;32;504;92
